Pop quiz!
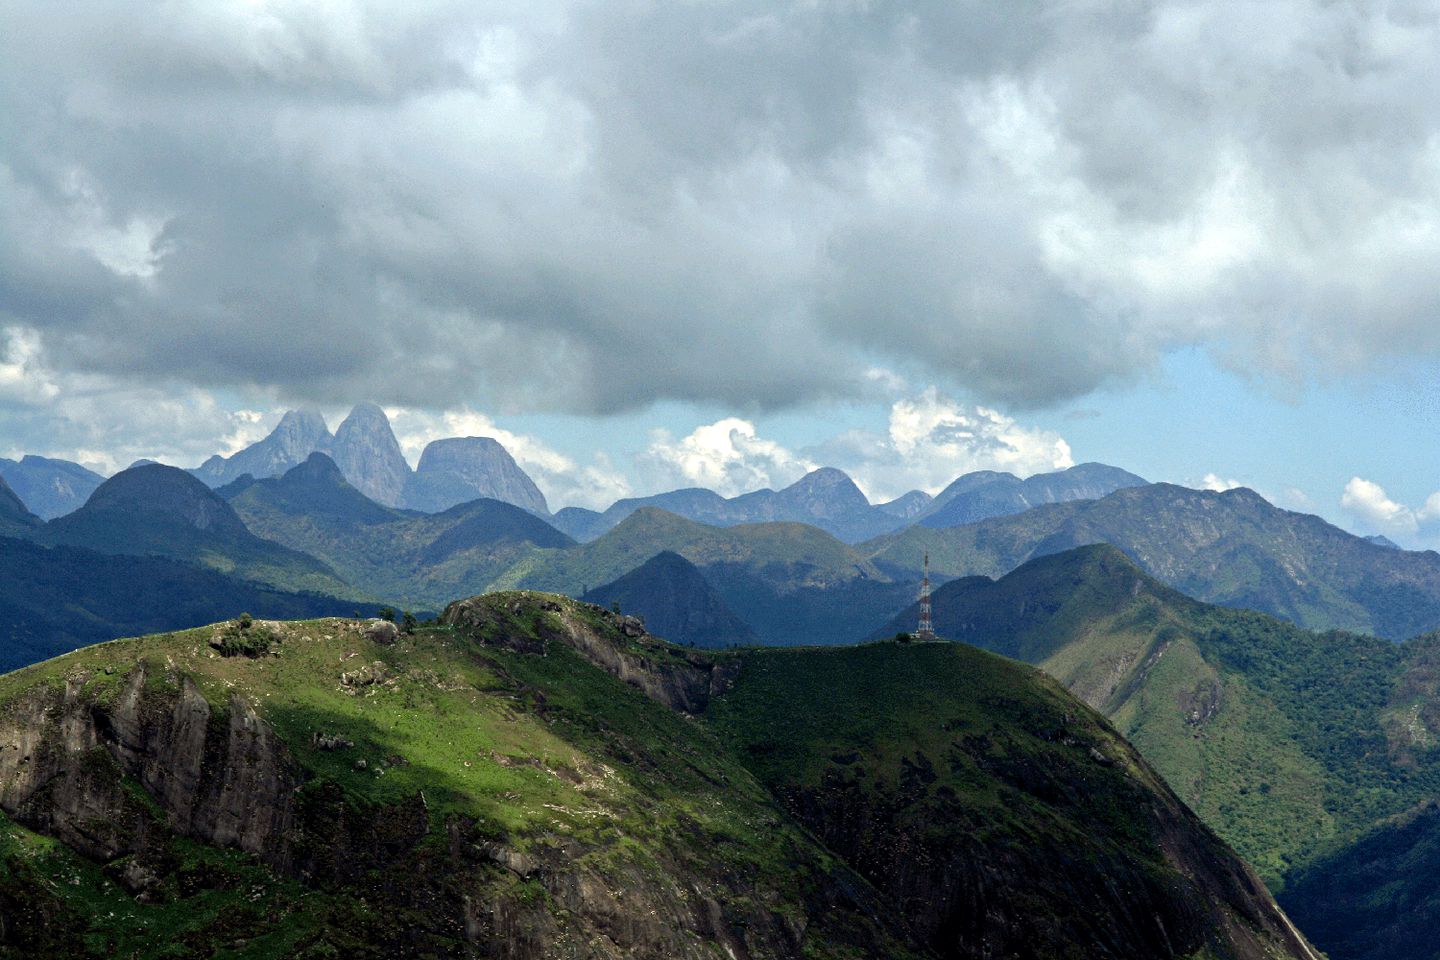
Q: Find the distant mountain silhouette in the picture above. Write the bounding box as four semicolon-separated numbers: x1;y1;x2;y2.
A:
917;462;1148;528
870;481;1440;639
42;463;354;598
582;551;757;648
0;455;105;520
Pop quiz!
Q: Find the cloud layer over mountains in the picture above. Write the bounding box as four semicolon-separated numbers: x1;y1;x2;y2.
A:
5;0;1440;422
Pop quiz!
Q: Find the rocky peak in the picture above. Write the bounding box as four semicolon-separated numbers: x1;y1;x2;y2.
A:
773;467;872;518
323;403;411;507
191;408;332;488
404;436;549;515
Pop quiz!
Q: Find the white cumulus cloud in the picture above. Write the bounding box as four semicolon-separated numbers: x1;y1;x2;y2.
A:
1341;477;1423;537
639;418;816;498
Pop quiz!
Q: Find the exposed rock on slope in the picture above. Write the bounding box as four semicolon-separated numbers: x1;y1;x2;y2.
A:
323;402;411;507
191;409;333;488
404;437;549;516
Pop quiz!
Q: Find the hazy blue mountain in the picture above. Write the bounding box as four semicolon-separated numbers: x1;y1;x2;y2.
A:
875;489;933;518
230;453;572;610
550;505;608;541
1365;534;1402;550
569;468;907;544
918;462;1148;528
323;402;411;506
0;535;358;672
191;408;332;487
404;436;549;515
0;475;43;538
582;550;758;648
42;463;355;598
869;482;1440;639
0;455;105;520
511;506;915;644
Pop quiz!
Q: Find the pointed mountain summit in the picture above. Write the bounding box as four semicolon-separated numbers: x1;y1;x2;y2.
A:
0;475;43;538
43;463;354;597
324;403;411;507
191;408;332;488
0;455;106;520
404;436;549;515
247;452;398;525
582;551;758;648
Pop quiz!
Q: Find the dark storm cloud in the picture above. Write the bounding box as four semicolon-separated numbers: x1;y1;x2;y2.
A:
3;0;1440;416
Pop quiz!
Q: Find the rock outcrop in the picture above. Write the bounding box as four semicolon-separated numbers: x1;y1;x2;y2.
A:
322;402;412;507
441;593;740;714
404;436;549;515
191;409;333;488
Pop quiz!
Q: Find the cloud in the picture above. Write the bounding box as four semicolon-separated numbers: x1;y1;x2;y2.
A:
1341;477;1424;537
387;407;630;511
807;387;1073;502
4;3;1440;415
1200;473;1243;492
639;418;815;498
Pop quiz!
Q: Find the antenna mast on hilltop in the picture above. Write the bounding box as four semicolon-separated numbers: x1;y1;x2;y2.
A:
916;552;936;641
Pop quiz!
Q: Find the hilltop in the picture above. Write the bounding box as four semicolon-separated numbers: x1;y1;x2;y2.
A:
875;544;1440;897
0;592;1316;959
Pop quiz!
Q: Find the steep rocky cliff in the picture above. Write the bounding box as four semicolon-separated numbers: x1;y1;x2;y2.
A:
0;594;1321;958
405;437;549;516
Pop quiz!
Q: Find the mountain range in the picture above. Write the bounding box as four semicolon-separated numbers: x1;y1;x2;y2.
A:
550;461;1145;544
867;481;1440;640
190;403;550;515
0;591;1318;959
224;452;571;610
580;550;758;648
0;454;105;520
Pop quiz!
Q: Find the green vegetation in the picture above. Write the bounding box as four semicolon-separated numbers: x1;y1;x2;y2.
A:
890;544;1440;896
0;593;1313;959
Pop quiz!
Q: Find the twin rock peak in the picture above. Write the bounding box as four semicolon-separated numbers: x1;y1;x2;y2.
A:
191;403;548;516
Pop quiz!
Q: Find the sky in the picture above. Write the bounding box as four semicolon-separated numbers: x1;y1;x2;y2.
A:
1;1;1438;546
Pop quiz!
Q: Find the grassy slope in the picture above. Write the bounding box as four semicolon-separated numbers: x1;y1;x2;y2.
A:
0;603;908;959
883;545;1440;890
703;641;1308;960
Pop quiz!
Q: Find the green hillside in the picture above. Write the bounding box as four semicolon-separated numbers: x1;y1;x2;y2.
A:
0;593;1316;959
876;545;1440;892
228;454;573;610
41;464;357;600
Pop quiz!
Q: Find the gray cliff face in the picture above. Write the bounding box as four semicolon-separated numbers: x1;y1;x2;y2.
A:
404;436;549;515
191;409;333;487
323;403;412;507
0;664;298;867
